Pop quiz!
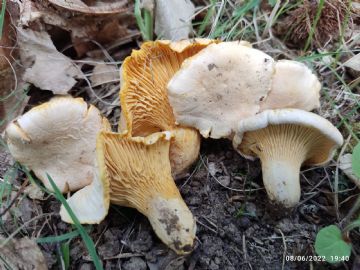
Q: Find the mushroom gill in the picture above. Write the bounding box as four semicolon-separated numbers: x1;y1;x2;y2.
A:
234;109;343;208
120;39;216;176
98;131;196;254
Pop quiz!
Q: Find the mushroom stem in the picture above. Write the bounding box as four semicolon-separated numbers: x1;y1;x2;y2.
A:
147;196;196;254
99;131;196;254
235;112;344;209
260;158;301;208
241;124;313;208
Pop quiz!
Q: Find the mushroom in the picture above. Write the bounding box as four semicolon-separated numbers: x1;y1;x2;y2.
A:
5;96;110;192
167;41;276;139
232;109;344;208
259;60;321;112
120;39;218;176
167;43;321;139
59;156;110;224
98;131;196;254
5;96;111;223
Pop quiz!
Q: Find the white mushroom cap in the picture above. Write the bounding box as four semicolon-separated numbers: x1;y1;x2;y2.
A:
167;41;275;139
233;109;343;207
60;156;110;224
5;96;108;193
260;60;321;112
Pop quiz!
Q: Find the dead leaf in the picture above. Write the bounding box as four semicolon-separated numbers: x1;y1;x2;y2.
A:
0;237;47;270
339;153;360;188
343;54;360;72
71;18;132;57
90;62;119;87
0;2;28;132
24;183;45;200
154;0;195;40
48;0;128;14
17;28;82;94
17;1;135;57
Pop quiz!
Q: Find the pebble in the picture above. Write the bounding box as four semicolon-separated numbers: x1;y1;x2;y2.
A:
79;263;94;270
218;175;230;187
238;216;251;228
122;257;147;270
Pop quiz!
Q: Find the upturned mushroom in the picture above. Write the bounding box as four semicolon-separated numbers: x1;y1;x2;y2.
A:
167;42;321;139
5;96;111;223
232;109;344;208
120;39;219;176
98;131;196;254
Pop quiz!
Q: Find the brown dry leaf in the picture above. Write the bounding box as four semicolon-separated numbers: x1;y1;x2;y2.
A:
48;0;128;14
343;54;360;72
71;18;132;57
18;0;135;57
154;0;195;40
0;237;47;270
90;62;119;87
0;2;28;132
17;28;82;94
24;183;45;200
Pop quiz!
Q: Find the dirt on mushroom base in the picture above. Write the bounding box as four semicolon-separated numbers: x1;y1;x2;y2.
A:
1;138;357;269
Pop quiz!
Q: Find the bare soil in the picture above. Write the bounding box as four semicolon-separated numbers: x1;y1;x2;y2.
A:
1;137;358;270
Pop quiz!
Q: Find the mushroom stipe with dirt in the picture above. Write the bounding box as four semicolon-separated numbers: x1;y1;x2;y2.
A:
97;131;196;254
233;109;344;208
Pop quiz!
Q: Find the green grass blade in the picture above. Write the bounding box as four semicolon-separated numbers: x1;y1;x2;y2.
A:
134;0;153;41
37;230;81;244
197;0;216;37
143;9;153;41
47;174;103;270
303;0;325;51
0;0;6;39
60;241;70;270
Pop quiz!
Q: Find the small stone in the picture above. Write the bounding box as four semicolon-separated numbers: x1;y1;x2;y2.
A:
190;180;201;187
122;257;147;270
245;202;257;217
79;263;94;270
237;216;251;228
209;260;219;270
225;151;233;159
208;162;222;176
188;196;202;206
276;218;296;234
130;228;154;252
98;230;120;257
218;176;230;187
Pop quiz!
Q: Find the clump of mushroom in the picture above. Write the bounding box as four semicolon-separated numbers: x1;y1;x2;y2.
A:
5;96;111;223
5;96;196;254
232;109;343;207
167;41;321;139
98;131;196;254
167;41;344;208
120;39;220;176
